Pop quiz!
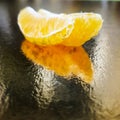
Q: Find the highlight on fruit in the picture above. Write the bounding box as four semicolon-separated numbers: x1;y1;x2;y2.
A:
18;7;103;83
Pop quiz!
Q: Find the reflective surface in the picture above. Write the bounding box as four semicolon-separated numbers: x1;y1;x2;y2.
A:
0;1;120;120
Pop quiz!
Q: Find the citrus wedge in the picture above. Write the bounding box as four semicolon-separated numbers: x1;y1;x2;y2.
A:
18;7;74;46
21;40;93;83
61;13;103;46
18;7;103;46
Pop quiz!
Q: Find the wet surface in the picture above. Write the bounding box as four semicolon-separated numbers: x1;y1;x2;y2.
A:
0;1;120;120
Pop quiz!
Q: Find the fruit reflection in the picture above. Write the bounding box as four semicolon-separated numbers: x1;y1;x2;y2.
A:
21;40;93;83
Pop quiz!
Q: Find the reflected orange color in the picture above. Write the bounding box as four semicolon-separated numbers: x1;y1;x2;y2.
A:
21;40;93;83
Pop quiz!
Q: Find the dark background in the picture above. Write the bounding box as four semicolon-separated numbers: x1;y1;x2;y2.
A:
0;1;120;120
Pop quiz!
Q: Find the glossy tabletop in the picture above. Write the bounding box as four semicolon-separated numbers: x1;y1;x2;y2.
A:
0;1;120;120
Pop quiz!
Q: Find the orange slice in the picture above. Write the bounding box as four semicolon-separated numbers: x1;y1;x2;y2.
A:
18;7;74;46
61;13;103;46
18;7;103;46
21;40;93;83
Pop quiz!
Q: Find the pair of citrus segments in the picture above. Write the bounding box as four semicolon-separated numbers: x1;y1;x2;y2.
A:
18;7;103;83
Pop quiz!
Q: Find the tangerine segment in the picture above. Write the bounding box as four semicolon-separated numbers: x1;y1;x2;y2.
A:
18;7;103;46
18;7;74;45
61;13;103;46
21;40;93;83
